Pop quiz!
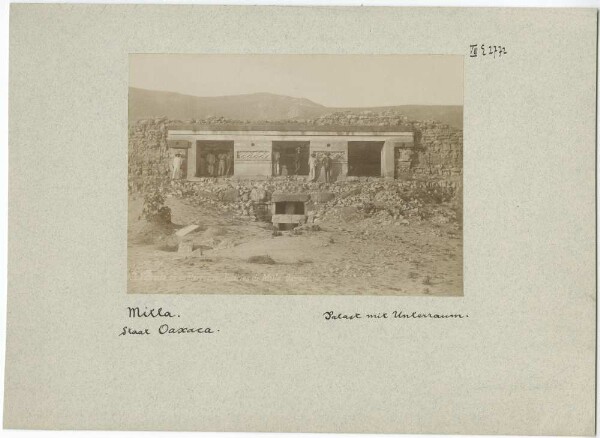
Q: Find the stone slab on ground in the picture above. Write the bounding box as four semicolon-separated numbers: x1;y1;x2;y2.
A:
176;224;200;237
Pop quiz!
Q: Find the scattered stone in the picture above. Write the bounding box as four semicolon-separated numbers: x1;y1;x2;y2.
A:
220;188;238;202
311;191;335;203
247;255;275;264
178;238;194;254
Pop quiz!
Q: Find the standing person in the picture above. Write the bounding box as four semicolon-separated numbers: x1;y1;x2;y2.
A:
206;152;216;176
171;153;183;180
308;152;318;182
322;152;332;183
294;146;302;175
217;153;226;177
226;150;233;176
273;150;281;176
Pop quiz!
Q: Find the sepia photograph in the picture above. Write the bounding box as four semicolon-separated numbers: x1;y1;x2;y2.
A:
6;5;597;434
128;54;463;295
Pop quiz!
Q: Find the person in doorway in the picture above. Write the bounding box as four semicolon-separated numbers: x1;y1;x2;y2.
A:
225;151;233;176
217;153;226;177
322;152;332;183
171;153;183;180
206;152;216;176
308;152;318;182
294;146;302;175
273;150;281;176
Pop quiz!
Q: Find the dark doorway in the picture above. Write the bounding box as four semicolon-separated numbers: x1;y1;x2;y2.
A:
272;141;310;176
196;141;234;177
347;141;384;177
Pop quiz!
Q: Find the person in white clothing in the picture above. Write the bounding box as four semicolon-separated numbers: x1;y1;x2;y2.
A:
171;153;183;179
308;152;318;182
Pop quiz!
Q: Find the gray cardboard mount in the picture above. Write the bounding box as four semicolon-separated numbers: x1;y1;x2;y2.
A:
4;5;597;435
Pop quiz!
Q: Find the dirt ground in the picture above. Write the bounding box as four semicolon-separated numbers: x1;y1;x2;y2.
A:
127;194;462;296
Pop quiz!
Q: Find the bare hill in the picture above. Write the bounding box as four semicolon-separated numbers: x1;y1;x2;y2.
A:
129;88;327;122
129;87;463;129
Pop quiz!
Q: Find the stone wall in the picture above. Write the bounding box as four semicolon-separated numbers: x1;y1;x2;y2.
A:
128;117;171;177
413;122;463;178
128;110;463;180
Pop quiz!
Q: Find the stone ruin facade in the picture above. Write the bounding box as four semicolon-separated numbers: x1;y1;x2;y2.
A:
128;110;463;184
166;123;415;182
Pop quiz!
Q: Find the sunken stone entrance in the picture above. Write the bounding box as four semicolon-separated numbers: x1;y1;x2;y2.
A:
271;193;309;230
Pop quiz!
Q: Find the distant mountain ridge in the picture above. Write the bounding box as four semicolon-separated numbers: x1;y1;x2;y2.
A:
129;87;463;129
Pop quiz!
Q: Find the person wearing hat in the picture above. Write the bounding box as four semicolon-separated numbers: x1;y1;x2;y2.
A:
171;153;183;180
273;150;281;176
322;152;332;183
225;150;233;176
217;153;226;177
294;145;302;175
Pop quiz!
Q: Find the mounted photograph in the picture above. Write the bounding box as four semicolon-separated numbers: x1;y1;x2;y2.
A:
128;54;463;295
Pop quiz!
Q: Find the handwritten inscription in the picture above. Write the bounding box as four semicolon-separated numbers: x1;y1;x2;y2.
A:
119;307;219;336
323;310;469;320
469;44;507;59
120;327;151;336
119;325;216;336
127;306;179;318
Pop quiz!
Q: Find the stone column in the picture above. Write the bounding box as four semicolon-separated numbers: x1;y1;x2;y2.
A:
341;142;349;178
187;139;196;178
381;140;396;179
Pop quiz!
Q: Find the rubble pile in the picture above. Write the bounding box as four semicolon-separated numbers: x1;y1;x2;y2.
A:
301;110;412;127
154;176;460;227
313;180;459;225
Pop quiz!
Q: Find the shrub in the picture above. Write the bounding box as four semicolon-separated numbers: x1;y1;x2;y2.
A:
142;190;172;224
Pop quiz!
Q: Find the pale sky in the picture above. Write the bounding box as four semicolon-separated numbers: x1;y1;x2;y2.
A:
130;54;463;107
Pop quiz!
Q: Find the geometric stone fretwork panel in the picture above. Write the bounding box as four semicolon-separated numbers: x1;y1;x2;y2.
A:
236;150;271;161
